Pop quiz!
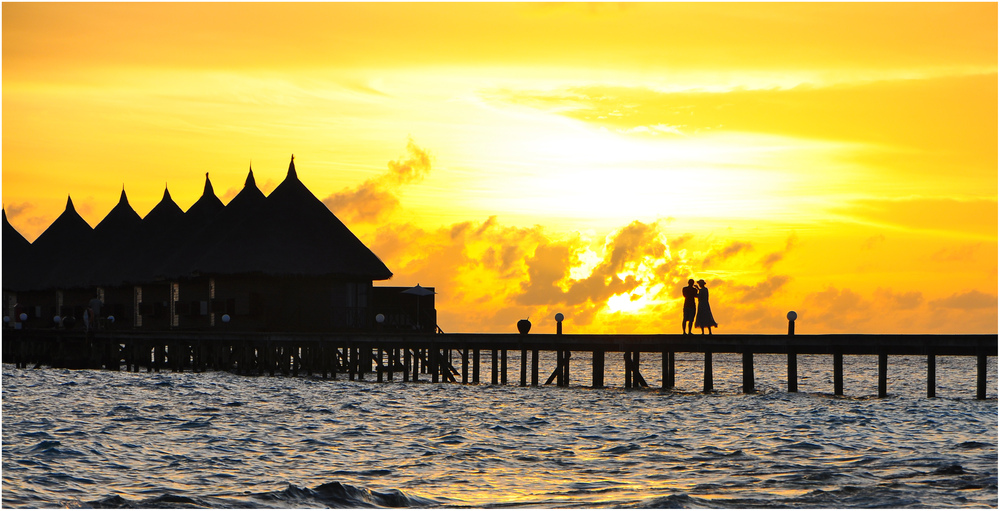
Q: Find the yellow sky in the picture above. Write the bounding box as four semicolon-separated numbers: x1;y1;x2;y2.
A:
3;2;997;334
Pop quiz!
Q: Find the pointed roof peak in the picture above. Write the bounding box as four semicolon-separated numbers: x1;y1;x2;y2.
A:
286;154;298;180
66;195;77;213
118;188;130;205
245;166;257;188
203;172;216;197
162;185;172;201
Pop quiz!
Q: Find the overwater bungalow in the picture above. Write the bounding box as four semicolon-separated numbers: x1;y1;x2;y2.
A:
3;156;435;333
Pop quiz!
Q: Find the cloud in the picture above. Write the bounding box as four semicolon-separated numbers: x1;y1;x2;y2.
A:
324;180;401;224
930;242;983;262
759;233;797;270
324;138;432;224
836;197;998;235
874;287;924;310
728;275;792;304
386;138;432;185
930;290;998;310
704;240;753;266
4;201;35;218
862;234;886;249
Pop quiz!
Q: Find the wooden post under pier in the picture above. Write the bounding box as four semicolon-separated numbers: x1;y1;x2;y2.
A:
927;354;936;398
520;348;527;387
833;353;844;396
473;348;480;384
787;352;798;393
977;354;987;400
531;349;539;387
703;351;713;393
661;351;674;390
878;352;888;398
742;351;755;394
592;351;605;388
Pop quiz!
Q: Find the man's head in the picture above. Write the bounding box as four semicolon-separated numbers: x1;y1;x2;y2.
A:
688;279;695;286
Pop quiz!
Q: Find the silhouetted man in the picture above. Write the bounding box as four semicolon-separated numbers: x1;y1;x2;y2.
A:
682;279;698;334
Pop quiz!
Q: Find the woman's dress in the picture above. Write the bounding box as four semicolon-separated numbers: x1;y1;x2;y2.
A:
695;287;718;329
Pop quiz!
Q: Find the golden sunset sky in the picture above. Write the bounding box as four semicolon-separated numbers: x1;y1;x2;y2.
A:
3;3;997;334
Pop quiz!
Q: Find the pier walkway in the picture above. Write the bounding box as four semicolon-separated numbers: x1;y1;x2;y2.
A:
3;330;996;399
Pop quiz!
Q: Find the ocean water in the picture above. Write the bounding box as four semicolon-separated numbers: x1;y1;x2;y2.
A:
2;352;997;508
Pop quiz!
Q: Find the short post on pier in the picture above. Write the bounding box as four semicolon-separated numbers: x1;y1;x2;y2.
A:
787;311;798;393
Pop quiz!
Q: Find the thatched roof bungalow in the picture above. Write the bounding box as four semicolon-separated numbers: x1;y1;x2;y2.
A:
3;156;401;332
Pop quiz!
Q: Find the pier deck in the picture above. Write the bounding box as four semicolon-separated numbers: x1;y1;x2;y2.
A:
3;330;996;399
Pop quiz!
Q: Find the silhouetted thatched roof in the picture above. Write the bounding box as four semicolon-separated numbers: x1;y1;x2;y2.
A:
190;157;392;280
30;197;94;291
157;167;266;279
3;158;392;290
84;189;143;288
2;209;32;291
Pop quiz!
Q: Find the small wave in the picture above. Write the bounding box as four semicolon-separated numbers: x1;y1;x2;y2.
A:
29;440;62;451
20;431;55;439
636;493;717;509
175;420;213;429
786;441;824;450
254;481;436;508
934;464;965;475
328;469;393;477
957;441;991;449
603;443;641;455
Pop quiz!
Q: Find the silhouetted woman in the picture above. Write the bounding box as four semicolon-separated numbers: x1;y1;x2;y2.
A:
695;279;718;335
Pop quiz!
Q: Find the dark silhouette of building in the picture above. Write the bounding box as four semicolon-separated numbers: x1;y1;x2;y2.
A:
1;156;428;332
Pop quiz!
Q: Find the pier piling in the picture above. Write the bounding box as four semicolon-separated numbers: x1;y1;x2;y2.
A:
703;351;713;393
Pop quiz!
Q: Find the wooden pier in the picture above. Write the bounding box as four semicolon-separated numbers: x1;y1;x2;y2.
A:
3;330;996;399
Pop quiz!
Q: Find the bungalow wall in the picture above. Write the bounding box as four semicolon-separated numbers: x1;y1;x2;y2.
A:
371;287;437;333
211;274;375;332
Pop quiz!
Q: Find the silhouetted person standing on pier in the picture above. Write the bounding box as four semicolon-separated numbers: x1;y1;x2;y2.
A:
694;279;718;335
682;279;698;334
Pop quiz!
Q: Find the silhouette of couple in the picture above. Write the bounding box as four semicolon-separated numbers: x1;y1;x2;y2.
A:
682;279;718;335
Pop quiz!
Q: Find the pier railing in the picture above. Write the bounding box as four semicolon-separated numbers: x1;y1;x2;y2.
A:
3;330;996;399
